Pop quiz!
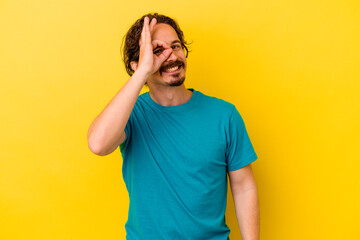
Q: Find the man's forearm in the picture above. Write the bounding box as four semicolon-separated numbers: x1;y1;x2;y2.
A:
233;188;260;240
87;70;149;156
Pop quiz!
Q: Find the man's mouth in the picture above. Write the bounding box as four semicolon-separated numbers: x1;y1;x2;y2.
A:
164;65;181;72
160;61;184;74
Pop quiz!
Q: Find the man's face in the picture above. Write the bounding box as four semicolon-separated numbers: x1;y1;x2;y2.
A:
147;23;187;87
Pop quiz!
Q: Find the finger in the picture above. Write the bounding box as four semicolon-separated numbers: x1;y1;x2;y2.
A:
152;39;170;49
144;17;151;44
161;48;173;59
140;17;148;45
149;18;157;33
152;48;172;72
155;48;172;63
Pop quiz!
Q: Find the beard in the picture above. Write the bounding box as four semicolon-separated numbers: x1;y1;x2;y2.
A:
168;75;185;86
159;60;186;87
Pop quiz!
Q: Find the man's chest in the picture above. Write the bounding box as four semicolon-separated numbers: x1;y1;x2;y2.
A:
130;110;228;172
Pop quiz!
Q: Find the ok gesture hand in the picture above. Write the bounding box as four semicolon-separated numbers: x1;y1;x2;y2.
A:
133;17;173;77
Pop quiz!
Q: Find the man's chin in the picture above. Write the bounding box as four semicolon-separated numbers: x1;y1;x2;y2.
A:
168;76;185;87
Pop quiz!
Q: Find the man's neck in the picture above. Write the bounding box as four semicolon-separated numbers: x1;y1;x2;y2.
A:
148;85;193;107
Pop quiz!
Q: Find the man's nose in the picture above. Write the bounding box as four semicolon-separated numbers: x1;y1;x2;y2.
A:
166;49;177;61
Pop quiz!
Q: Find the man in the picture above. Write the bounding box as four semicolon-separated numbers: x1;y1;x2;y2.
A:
87;13;259;240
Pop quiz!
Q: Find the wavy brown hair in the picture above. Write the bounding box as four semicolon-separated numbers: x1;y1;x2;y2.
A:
122;13;190;76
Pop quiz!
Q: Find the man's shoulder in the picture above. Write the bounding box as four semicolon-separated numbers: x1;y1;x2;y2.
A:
196;90;236;113
133;91;150;107
138;91;149;100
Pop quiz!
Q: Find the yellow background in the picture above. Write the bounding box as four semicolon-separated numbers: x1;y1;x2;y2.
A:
1;0;359;239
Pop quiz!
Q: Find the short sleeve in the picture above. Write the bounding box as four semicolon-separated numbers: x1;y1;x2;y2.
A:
225;106;258;171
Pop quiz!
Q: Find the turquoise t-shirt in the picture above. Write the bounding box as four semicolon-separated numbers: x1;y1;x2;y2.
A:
120;89;257;240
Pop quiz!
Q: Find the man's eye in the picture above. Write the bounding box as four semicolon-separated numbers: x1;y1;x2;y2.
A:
172;45;181;50
153;48;164;55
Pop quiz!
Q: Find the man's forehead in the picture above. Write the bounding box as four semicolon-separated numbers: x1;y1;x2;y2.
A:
151;23;180;43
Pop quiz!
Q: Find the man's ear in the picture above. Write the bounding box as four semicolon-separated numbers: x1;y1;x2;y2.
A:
130;61;138;72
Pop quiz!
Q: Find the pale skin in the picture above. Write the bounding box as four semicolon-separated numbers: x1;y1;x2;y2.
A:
228;164;260;240
87;16;259;239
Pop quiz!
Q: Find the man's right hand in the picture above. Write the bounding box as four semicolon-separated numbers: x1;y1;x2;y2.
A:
134;17;173;78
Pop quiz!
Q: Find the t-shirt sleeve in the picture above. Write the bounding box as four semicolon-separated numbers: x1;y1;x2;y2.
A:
225;106;258;171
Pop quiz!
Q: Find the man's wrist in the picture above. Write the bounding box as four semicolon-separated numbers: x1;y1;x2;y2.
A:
132;68;150;84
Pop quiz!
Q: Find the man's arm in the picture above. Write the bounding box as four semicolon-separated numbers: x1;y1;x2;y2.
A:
87;69;148;156
228;163;260;240
87;17;172;156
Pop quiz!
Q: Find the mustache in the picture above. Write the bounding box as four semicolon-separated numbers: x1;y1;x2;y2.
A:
160;61;184;72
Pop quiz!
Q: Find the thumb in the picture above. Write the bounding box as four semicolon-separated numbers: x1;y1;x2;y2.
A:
157;48;172;62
